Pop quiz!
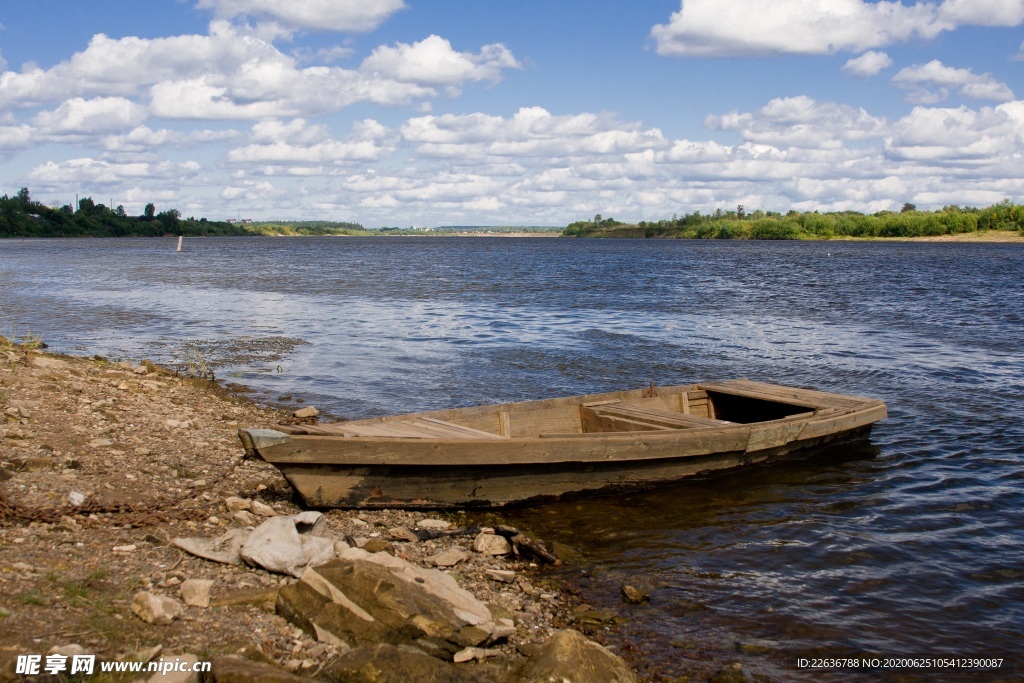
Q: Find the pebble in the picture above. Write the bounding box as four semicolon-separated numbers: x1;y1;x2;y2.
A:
485;569;517;583
250;500;277;517
225;496;251;512
426;548;470;567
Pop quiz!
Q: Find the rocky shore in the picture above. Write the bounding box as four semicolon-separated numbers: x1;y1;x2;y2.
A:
0;342;640;682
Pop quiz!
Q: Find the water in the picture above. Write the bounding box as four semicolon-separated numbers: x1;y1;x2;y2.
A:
2;237;1022;681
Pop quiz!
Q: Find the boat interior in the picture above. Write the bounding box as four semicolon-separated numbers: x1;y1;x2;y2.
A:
276;381;844;440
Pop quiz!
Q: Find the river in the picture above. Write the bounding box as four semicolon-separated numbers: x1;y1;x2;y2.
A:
2;236;1022;681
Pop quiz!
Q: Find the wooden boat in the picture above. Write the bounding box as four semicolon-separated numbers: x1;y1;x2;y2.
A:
238;379;886;509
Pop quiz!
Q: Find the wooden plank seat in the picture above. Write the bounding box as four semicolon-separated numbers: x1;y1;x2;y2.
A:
581;402;731;433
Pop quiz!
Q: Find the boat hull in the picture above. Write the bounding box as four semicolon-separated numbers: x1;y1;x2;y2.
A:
239;380;886;509
271;425;873;509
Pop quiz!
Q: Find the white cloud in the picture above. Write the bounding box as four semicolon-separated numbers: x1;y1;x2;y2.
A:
842;51;893;78
706;96;888;148
100;126;240;152
938;0;1024;26
0;123;32;151
33;97;147;135
0;23;273;106
361;35;520;86
651;0;1024;57
892;60;1015;102
190;95;1022;223
0;22;519;120
886;103;1024;162
227;118;395;165
400;107;668;161
195;0;405;32
26;158;202;186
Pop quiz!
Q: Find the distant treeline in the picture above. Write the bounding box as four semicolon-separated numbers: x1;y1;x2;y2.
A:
563;202;1024;239
245;220;364;236
0;189;363;238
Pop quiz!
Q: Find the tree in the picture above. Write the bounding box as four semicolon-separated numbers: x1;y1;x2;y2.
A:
901;202;917;213
143;203;156;220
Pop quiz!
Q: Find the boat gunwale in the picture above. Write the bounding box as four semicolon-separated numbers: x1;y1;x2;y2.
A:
333;381;878;427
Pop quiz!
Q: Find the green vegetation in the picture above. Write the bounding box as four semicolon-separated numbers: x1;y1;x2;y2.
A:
244;220;365;236
563;202;1024;240
0;188;363;238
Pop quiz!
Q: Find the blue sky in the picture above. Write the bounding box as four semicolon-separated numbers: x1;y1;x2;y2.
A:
1;1;1022;226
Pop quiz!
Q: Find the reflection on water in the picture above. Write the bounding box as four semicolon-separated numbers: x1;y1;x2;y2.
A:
2;237;1023;681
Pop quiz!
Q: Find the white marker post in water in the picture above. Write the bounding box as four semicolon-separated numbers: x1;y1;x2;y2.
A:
176;235;183;252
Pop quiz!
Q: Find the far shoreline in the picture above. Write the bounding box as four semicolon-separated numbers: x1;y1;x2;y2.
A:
2;229;1021;242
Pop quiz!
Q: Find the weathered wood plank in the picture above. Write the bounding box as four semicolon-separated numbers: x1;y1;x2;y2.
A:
586;403;731;430
258;426;752;466
701;380;870;409
410;417;506;439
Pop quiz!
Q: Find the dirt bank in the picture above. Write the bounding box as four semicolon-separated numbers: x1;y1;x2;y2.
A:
0;342;595;679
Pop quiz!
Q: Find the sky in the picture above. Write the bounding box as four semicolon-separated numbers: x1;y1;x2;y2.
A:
1;0;1023;227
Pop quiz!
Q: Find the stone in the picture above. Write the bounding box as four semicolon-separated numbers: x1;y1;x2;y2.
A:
707;662;755;683
10;457;53;471
250;500;277;517
87;438;114;448
472;532;511;556
233;510;257;526
361;538;391;554
551;540;586;564
453;646;502;663
240;511;338;577
7;400;39;418
620;584;650;604
388;527;419;542
224;496;251;512
416;518;452;530
209;587;278;610
29;355;67;370
490;618;516;643
426;548;470;567
322;643;479;683
292;407;319;419
206;656;306;683
129;645;164;665
180;579;214;607
172;529;249;565
512;629;637;683
276;548;495;655
131;591;184;625
145;654;200;683
484;569;516;583
46;644;87;657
